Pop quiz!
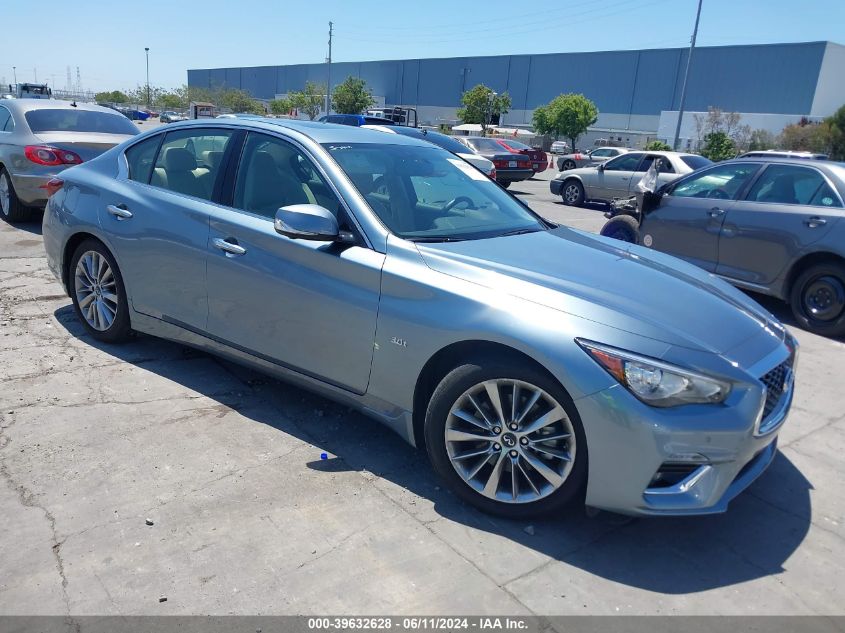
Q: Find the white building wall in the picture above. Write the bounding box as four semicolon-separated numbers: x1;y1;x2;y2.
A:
810;43;845;117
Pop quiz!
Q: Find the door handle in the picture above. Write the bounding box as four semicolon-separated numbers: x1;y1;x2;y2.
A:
708;207;725;218
212;237;246;256
106;204;133;220
804;216;827;228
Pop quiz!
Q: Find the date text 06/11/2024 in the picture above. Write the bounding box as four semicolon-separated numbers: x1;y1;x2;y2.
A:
307;617;529;630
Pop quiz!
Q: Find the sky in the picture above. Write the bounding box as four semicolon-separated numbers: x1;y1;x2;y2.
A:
2;0;844;93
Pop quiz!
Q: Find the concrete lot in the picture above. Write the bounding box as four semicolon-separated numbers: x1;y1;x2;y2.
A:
1;168;844;616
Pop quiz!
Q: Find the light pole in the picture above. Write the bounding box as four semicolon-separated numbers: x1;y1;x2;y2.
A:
12;66;16;85
144;47;150;107
672;0;703;150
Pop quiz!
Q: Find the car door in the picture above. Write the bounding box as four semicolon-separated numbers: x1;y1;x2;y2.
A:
103;127;236;329
586;148;612;166
204;131;384;394
639;162;762;271
589;152;643;200
716;163;844;285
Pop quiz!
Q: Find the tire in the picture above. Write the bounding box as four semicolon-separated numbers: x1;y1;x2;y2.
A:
600;215;640;243
789;262;845;338
562;160;576;170
499;180;511;189
69;239;132;343
424;358;588;518
561;179;585;206
0;168;32;223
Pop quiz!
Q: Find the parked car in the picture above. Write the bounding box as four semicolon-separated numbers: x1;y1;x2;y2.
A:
160;111;188;123
456;136;533;188
494;138;547;173
321;114;397;127
551;151;712;206
739;150;829;160
0;99;140;222
550;140;570;154
557;147;631;171
363;124;496;179
42;118;796;518
118;108;150;121
601;157;845;337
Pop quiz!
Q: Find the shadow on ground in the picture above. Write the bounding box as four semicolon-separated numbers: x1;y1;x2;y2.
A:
54;304;813;595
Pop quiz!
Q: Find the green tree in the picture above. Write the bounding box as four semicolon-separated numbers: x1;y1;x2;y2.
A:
645;140;671;151
156;92;185;110
269;97;293;116
456;84;511;135
216;88;264;114
532;93;598;151
332;77;375;114
700;131;737;161
94;90;129;104
748;128;776;152
828;104;845;160
289;81;326;120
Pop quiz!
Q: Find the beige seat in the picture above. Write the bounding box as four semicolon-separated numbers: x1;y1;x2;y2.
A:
151;147;209;199
241;151;312;215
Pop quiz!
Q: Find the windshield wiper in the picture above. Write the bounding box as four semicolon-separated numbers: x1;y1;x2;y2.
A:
495;227;544;238
406;236;468;243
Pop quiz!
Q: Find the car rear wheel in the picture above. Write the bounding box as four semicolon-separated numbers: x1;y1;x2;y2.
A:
600;215;639;243
69;240;132;343
789;262;845;337
499;180;511;189
424;358;587;518
0;168;32;223
561;179;585;206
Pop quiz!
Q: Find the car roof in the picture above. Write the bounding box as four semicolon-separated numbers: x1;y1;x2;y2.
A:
159;117;433;147
1;99;125;115
732;155;844;169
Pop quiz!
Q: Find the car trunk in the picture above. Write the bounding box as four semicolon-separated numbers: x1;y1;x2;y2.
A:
33;132;134;162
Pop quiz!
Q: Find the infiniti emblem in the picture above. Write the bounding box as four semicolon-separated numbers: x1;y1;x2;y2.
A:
502;433;517;448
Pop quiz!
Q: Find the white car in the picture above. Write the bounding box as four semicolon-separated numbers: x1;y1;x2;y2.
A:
362;125;496;178
550;140;570;154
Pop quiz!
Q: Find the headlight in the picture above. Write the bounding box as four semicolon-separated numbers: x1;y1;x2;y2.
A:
577;340;731;407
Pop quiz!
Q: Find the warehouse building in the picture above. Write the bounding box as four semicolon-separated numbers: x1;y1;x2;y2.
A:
188;40;845;148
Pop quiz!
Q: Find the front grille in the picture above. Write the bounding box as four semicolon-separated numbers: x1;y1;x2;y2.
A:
758;359;793;433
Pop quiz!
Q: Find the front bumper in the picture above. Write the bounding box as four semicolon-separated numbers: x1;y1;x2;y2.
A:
550;178;564;195
575;360;793;516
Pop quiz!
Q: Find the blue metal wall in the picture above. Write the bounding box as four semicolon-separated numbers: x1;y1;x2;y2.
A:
187;41;829;116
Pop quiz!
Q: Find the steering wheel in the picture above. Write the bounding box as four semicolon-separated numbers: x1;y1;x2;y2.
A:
443;196;476;212
707;188;730;200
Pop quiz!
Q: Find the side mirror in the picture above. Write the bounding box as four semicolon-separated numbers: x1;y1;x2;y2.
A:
597;163;605;172
274;204;341;242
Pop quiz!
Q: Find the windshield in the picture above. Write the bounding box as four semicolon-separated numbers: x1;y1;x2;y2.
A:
25;109;139;135
324;143;545;241
680;155;713;171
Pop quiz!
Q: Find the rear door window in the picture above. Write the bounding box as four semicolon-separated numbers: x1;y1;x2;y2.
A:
151;128;234;201
745;164;840;206
125;135;163;184
0;106;10;132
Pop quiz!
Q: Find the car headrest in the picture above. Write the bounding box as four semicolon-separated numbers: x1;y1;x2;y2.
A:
162;147;197;172
202;150;223;170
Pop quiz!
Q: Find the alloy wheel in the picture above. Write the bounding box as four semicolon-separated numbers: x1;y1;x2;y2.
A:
445;379;576;503
0;173;10;217
74;251;119;331
564;183;581;204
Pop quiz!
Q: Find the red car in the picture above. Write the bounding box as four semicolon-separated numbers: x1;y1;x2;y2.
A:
494;139;548;173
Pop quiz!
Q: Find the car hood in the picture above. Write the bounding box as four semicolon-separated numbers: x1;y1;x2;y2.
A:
415;227;780;355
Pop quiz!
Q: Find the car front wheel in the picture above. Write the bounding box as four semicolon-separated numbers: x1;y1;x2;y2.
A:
561;179;585;206
789;262;845;337
69;240;132;343
600;215;639;243
562;160;576;170
424;359;587;518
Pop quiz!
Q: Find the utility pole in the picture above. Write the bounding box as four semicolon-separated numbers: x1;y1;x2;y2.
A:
34;67;37;82
672;0;703;150
12;66;16;85
326;21;333;115
145;47;151;107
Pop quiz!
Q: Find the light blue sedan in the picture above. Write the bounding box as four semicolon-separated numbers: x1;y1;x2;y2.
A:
41;118;797;517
